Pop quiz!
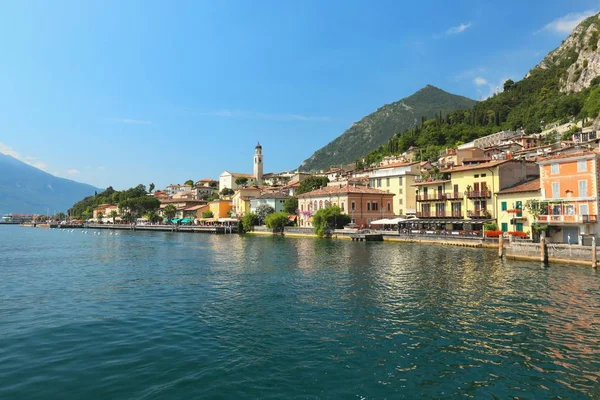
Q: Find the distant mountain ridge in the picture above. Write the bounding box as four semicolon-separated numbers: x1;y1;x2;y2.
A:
299;85;476;171
0;153;100;215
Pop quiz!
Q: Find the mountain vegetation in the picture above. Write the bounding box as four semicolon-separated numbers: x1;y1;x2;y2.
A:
0;153;100;216
70;184;159;221
357;13;600;167
299;85;476;171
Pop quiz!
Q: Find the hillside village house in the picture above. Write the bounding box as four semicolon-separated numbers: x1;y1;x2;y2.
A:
496;178;540;235
536;150;600;243
250;192;290;214
297;185;395;228
231;187;262;217
413;159;538;231
92;203;117;220
208;200;233;220
166;184;192;196
357;161;420;216
219;171;255;191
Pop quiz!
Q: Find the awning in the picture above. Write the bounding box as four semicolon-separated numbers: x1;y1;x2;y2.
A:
218;218;238;222
288;215;297;221
171;218;182;223
181;218;193;223
371;219;392;224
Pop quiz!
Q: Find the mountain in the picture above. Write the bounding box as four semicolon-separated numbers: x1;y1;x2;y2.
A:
359;12;600;167
0;153;100;215
298;85;476;171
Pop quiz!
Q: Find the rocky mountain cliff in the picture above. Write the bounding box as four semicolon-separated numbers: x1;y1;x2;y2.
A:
531;13;600;93
299;85;475;171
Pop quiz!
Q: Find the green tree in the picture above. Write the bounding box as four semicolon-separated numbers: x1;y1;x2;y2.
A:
265;212;289;232
312;205;351;238
296;176;329;195
202;210;214;218
220;188;235;197
149;183;155;193
164;204;177;222
96;212;104;223
185;179;194;187
241;213;258;233
283;197;298;214
147;211;162;224
255;204;275;224
235;177;249;187
209;181;218;188
109;210;118;224
503;79;515;92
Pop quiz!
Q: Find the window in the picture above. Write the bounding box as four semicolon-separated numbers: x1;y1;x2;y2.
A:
552;182;560;199
377;179;382;187
399;188;403;194
367;202;371;211
580;204;589;216
501;201;507;211
387;202;391;211
398;177;403;186
370;179;375;187
551;163;559;174
516;223;523;232
351;201;356;211
516;201;522;217
386;178;390;187
367;218;371;223
579;180;587;197
474;174;479;178
481;174;486;177
351;219;356;224
565;204;575;215
578;160;587;172
552;204;561;215
341;201;345;211
398;198;403;205
501;222;508;232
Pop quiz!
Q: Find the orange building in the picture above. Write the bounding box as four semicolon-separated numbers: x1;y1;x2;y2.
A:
297;185;395;228
537;150;599;242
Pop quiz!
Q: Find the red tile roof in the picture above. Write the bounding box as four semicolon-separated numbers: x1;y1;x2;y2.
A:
441;159;513;173
297;184;394;198
538;150;598;162
497;178;540;194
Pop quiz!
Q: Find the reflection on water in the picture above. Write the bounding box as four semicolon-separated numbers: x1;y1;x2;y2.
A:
0;226;599;399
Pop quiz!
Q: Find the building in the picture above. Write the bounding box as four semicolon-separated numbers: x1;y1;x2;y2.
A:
166;184;192;197
496;178;541;235
219;171;255;191
536;150;600;243
360;161;421;216
297;185;395;227
231;187;262;217
254;142;263;185
92;204;115;219
413;159;539;231
159;199;207;219
250;192;290;214
208;200;233;220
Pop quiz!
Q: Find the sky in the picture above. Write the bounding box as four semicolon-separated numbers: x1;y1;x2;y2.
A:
0;0;598;190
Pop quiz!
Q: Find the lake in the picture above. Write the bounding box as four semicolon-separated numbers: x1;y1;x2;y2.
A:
1;225;599;399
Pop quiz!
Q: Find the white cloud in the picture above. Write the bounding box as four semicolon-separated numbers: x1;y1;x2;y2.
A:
66;169;80;175
537;10;596;34
474;77;488;86
473;76;512;100
445;22;472;35
0;142;49;171
112;118;152;125
199;110;332;122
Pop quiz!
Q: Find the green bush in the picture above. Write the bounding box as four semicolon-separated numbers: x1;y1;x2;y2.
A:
265;212;289;232
312;205;351;238
241;213;258;233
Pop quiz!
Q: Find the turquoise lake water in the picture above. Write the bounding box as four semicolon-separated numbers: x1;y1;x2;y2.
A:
1;225;599;399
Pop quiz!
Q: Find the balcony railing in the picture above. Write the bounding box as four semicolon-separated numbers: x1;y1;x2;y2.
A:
536;214;598;224
416;193;447;202
446;192;463;200
466;190;491;199
467;210;491;218
416;211;463;219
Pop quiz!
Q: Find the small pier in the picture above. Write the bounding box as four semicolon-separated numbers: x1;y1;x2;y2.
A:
350;232;383;242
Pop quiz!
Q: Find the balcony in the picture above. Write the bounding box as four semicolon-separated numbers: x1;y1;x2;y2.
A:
466;190;491;199
416;211;462;219
536;214;598;224
446;192;463;200
468;210;491;219
416;192;447;202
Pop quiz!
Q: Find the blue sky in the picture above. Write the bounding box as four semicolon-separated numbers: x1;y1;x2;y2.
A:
0;1;598;190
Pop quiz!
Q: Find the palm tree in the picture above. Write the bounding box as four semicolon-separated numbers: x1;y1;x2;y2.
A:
97;212;104;224
109;210;118;224
164;204;177;223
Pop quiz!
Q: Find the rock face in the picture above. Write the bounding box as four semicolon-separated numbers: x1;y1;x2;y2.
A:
298;85;476;172
531;13;600;93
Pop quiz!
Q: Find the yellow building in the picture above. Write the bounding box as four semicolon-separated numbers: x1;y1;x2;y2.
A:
361;161;421;215
412;159;539;230
231;187;261;217
208;200;233;219
496;178;540;235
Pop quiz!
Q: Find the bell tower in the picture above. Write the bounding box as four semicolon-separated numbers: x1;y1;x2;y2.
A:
254;142;263;184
